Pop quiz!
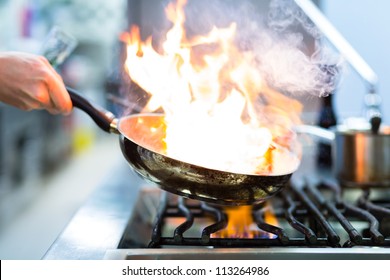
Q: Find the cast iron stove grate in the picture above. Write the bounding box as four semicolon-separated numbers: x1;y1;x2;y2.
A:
118;178;390;249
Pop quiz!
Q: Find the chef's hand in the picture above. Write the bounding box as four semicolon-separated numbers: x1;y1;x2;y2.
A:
0;51;72;114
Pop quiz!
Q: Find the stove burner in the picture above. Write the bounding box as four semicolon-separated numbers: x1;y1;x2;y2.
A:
118;179;390;249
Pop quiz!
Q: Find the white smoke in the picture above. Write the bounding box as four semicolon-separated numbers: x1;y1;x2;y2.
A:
182;0;343;97
264;0;343;97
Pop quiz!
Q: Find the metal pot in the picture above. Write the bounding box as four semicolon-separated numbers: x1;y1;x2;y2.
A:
68;87;297;205
295;124;390;187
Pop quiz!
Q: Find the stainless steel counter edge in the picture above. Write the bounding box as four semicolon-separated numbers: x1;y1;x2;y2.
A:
105;248;390;260
43;160;145;260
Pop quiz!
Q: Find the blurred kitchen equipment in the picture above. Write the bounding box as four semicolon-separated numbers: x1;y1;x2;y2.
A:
39;26;78;172
68;87;297;206
316;64;338;167
316;93;336;167
295;124;390;187
294;0;382;134
40;26;78;68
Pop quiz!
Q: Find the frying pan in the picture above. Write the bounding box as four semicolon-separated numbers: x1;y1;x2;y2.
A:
68;87;295;205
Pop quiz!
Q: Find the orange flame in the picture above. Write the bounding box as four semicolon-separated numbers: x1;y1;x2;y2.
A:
211;202;279;238
122;0;301;175
217;206;257;238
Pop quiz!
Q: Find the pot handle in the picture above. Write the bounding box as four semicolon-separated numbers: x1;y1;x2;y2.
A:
294;125;335;144
67;87;119;134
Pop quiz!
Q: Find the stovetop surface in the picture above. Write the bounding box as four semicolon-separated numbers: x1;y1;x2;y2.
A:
111;180;390;259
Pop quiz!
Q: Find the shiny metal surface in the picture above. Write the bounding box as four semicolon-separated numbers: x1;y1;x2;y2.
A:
296;124;390;187
104;248;390;260
118;114;293;206
109;117;119;134
44;160;145;260
334;130;390;187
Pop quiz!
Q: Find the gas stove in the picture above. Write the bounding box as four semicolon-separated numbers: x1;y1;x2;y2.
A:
43;153;390;260
104;178;390;260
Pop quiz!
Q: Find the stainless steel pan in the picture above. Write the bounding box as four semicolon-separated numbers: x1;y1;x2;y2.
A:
295;124;390;187
68;87;295;205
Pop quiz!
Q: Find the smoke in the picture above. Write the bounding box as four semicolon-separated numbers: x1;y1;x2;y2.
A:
254;32;342;97
264;0;343;97
181;0;343;97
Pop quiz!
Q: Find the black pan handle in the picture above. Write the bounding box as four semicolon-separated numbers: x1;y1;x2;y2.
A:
67;86;118;134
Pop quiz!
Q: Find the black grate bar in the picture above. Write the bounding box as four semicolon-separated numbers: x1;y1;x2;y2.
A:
306;182;362;244
200;203;227;243
343;238;390;247
362;201;390;216
343;203;384;244
282;191;318;244
157;237;330;247
173;197;194;242
358;190;390;217
326;203;362;244
148;192;169;247
319;180;342;203
253;208;289;244
293;184;340;245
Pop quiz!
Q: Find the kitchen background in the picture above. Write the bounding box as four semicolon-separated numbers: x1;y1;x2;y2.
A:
0;0;389;259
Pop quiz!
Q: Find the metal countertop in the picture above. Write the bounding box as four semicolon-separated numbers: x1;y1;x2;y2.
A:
43;160;145;260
